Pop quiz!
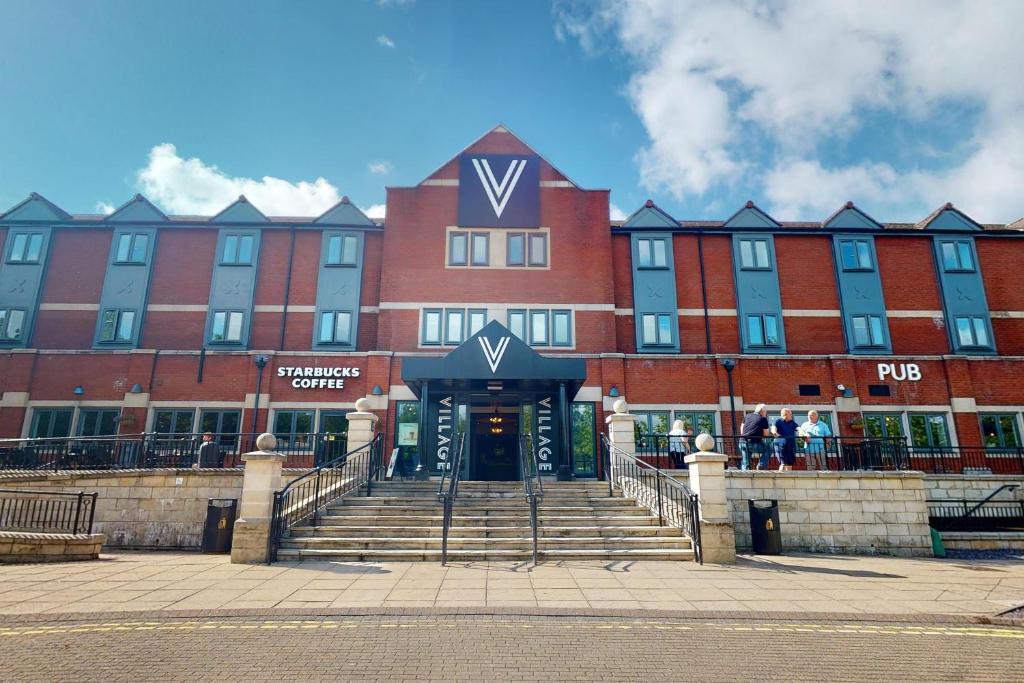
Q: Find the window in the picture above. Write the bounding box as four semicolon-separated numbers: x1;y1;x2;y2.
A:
746;314;780;347
529;310;549;345
798;384;821;396
954;316;990;348
6;232;44;264
637;238;668;268
448;232;468;265
30;408;73;439
507;233;525;266
99;309;136;343
114;233;149;264
445;309;465;345
422;309;442;345
851;314;885;347
940;240;975;271
867;384;891;397
528;233;548;266
980;414;1021;450
641;313;673;346
738;239;771;269
864;413;903;439
77;409;119;437
633;411;671;448
909;413;951;448
326;235;358;266
153;410;195;435
211;311;244;343
674;411;717;451
551;310;571;346
199;410;241;447
273;410;315;450
839;239;873;270
471;233;489;266
468;309;486;337
221;234;255;265
571;403;597;476
0;309;26;341
318;310;352;344
508;310;526;340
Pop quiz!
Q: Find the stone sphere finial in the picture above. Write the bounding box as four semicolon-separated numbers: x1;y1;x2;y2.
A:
354;397;371;413
612;399;628;415
255;432;277;452
695;433;714;452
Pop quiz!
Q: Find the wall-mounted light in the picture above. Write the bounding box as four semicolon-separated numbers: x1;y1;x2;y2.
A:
837;383;854;398
371;385;384;396
608;386;620;398
130;383;144;394
72;386;85;396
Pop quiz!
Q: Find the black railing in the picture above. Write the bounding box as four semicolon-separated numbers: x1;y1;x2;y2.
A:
437;432;466;566
906;446;1024;475
267;433;384;563
601;435;702;564
518;432;543;566
0;432;348;471
0;489;97;534
928;485;1024;531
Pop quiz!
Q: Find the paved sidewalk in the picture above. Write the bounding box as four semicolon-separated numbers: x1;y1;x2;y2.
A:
1;551;1022;616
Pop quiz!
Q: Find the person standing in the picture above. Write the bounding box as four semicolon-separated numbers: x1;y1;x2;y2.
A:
772;408;799;471
196;432;221;468
668;419;690;469
740;403;771;470
800;410;832;471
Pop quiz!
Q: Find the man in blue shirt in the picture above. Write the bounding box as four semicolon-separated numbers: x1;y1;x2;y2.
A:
799;410;832;470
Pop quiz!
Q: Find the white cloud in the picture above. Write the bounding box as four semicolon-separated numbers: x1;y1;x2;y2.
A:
557;0;1024;222
368;160;392;175
376;34;395;48
609;202;628;221
136;143;342;215
95;202;115;215
362;204;386;219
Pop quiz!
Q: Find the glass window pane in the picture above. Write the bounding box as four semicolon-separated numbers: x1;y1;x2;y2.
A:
980;415;1000;448
972;318;989;347
657;314;672;344
79;410;98;436
763;315;779;345
326;236;341;264
856;241;872;269
319;312;334;343
174;412;194;434
739;240;753;268
154;411;173;433
941;242;958;269
754;240;770;268
471;233;488;265
999;415;1020;447
909;415;928;447
130;234;148;262
929;415;951;446
955;317;973;346
571;403;596;475
227;312;243;341
445;310;464;344
0;310;6;339
653;239;667;267
507;234;524;265
883;415;903;437
9;234;27;261
864;414;884;437
552;311;570;345
508;311;525;339
223;235;238;263
528;233;547;266
341;236;357;264
530;311;548;344
6;310;23;339
294;411;313;434
840;241;857;269
335;312;351;343
424;311;441;343
869;316;885;345
957;242;974;270
51;410;72;438
449;233;466;265
237;235;253;264
26;234;43;262
212;312;226;341
642;314;656;345
747;316;764;345
637;239;651;267
651;412;670;434
117;311;134;341
468;310;486;336
101;310;117;341
852;316;869;346
274;411;293;435
116;234;132;262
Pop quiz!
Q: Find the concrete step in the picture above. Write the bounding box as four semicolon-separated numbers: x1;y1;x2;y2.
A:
314;514;661;527
275;548;696;562
280;536;691;551
323;504;652;516
290;525;684;539
336;497;640;508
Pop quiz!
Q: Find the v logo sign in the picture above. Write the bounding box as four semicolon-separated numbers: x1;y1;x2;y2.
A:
479;336;511;374
471;158;528;218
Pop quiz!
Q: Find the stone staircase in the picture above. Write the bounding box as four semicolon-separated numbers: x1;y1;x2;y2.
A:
276;480;695;562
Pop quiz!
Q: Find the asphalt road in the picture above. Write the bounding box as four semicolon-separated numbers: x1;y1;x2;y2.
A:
1;613;1022;682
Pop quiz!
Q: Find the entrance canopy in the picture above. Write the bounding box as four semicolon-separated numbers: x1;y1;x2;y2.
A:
401;320;586;398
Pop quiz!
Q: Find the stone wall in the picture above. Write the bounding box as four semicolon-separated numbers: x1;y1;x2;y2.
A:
0;531;105;563
0;469;307;549
924;474;1024;502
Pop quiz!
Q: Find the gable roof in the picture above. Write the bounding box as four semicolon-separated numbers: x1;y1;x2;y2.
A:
0;192;73;222
314;196;374;226
916;202;982;231
107;194;169;222
209;196;270;223
722;201;780;229
622;200;678;229
821;201;883;230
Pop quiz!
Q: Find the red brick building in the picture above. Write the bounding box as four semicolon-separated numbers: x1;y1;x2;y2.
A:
1;126;1023;477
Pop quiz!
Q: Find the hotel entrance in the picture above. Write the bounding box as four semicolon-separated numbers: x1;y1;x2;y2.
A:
470;405;519;481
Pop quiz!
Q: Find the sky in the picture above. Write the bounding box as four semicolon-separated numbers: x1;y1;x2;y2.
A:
1;0;1022;225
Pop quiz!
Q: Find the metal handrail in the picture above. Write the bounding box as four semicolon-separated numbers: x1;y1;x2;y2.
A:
962;484;1021;518
437;432;466;566
518;433;543;566
601;435;703;564
0;488;98;535
267;433;384;563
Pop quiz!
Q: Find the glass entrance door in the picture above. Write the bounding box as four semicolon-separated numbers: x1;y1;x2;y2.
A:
472;410;520;481
319;411;349;464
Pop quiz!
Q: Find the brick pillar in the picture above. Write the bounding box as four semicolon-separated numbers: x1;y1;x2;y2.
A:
685;434;737;564
605;399;635;481
230;433;286;564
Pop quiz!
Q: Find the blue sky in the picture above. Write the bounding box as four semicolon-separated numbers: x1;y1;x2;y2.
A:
1;0;1022;224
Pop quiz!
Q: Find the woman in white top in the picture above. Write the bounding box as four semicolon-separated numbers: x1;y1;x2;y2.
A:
668;419;690;469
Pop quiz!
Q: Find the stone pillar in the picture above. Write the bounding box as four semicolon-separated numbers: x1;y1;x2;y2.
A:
346;397;380;452
230;433;286;564
604;399;635;481
684;433;736;564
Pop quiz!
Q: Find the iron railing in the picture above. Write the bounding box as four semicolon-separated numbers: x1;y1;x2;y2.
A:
0;489;97;534
928;485;1024;531
906;446;1024;475
518;432;543;566
0;432;347;471
267;433;384;563
601;435;702;564
437;432;466;566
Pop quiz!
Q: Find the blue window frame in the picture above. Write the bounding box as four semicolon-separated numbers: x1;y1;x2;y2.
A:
738;239;771;270
318;310;353;344
851;314;885;348
508;309;526;340
506;233;525;266
0;309;26;341
221;234;254;265
954;316;991;349
641;313;673;346
448;232;467;266
114;233;150;264
637;238;668;269
6;232;44;264
839;239;873;271
747;314;780;347
98;309;136;343
210;310;244;343
326;235;358;266
939;240;975;272
422;309;442;345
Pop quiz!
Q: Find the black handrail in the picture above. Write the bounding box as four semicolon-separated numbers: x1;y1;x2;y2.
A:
962;484;1022;518
601;435;703;564
518;432;543;566
267;433;384;563
437;432;466;566
0;489;97;534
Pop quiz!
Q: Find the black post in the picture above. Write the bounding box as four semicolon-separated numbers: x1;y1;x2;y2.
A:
414;383;429;480
721;359;738;437
251;355;269;434
557;381;572;481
